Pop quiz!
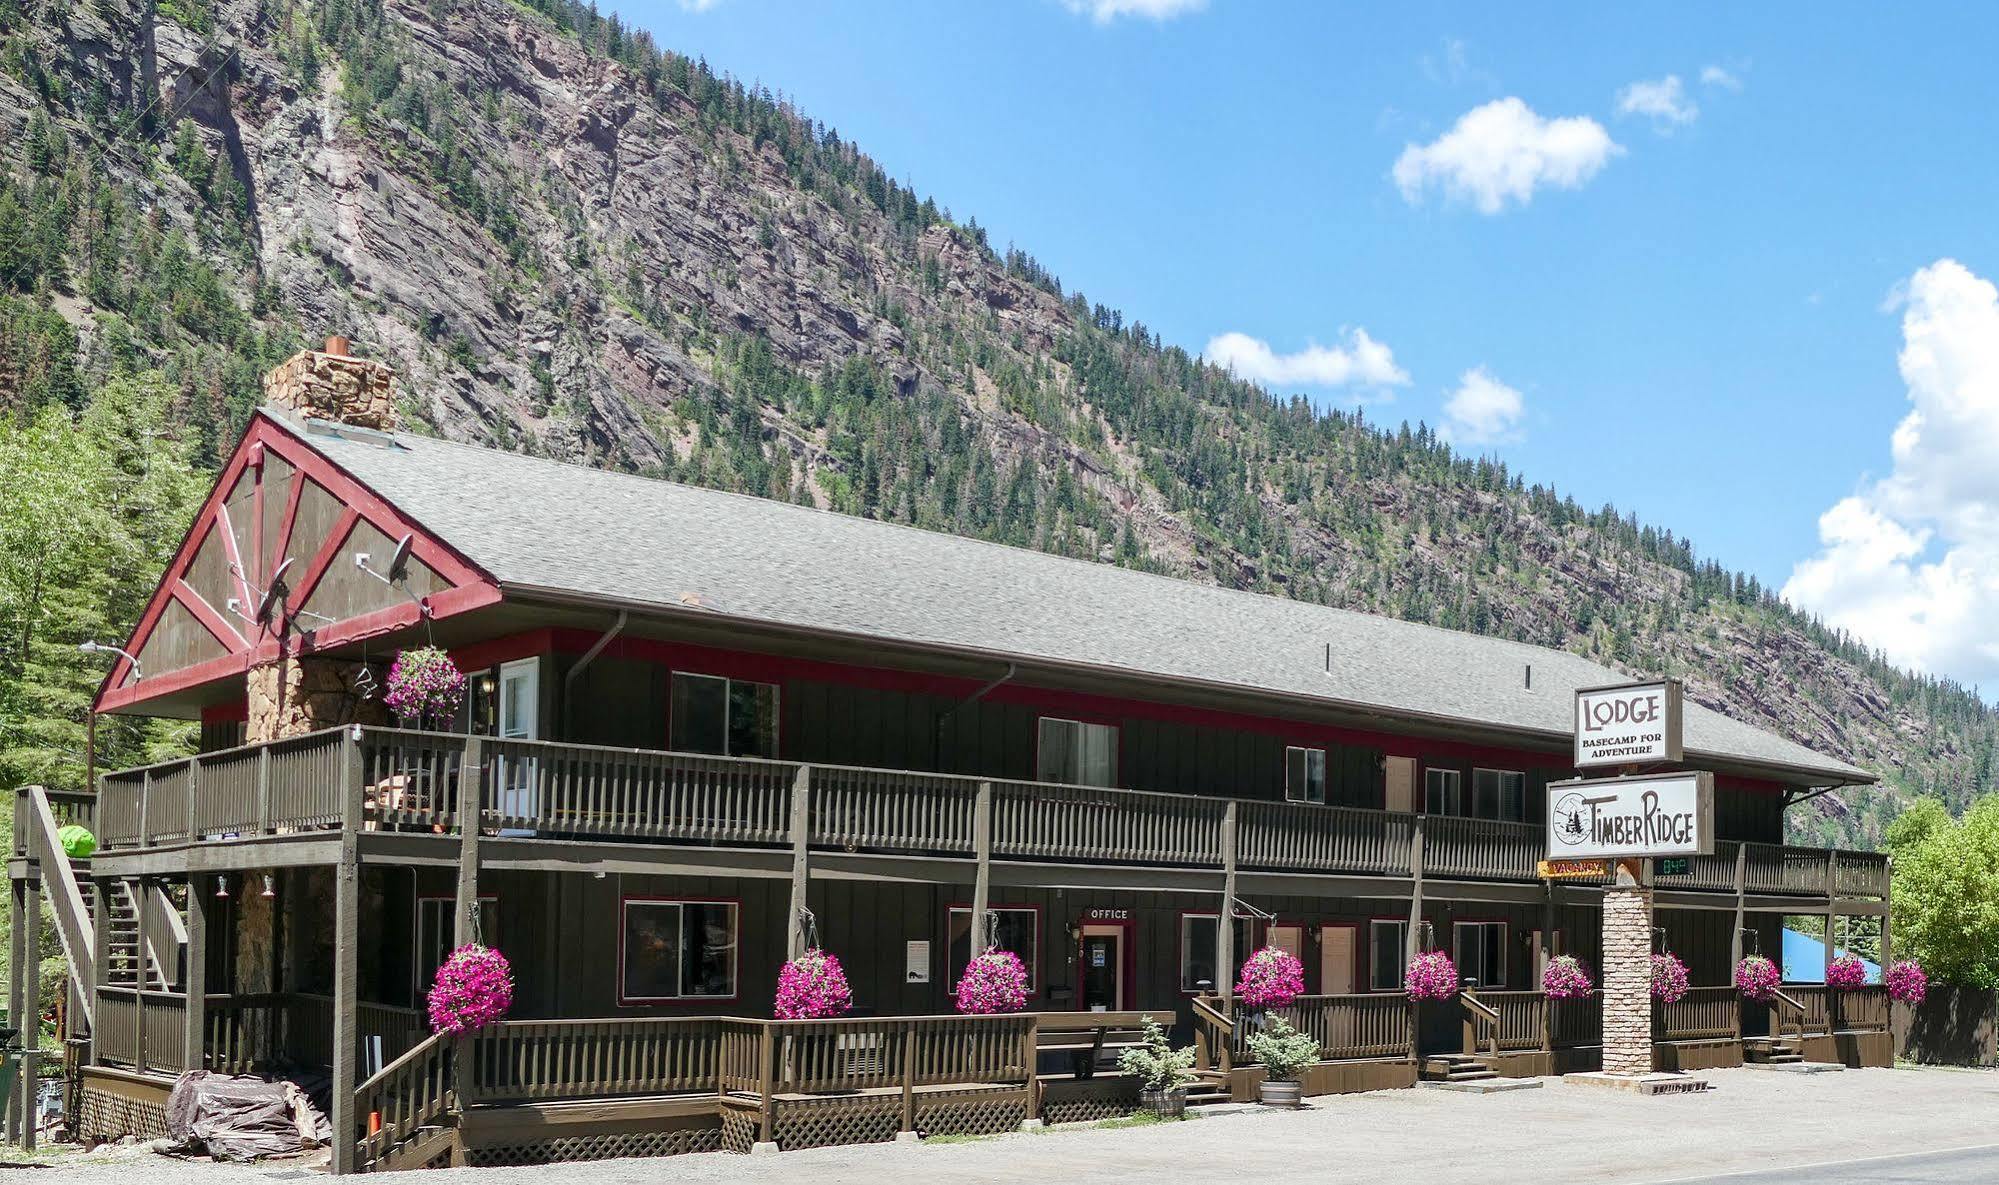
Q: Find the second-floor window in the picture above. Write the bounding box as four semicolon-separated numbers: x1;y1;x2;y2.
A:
1473;769;1527;822
670;673;779;759
1285;746;1327;804
1037;718;1118;787
1424;768;1463;815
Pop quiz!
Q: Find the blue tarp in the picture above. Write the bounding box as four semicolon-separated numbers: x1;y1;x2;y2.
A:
1781;927;1881;984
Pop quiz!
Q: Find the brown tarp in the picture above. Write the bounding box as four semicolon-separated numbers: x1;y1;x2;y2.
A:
160;1070;332;1162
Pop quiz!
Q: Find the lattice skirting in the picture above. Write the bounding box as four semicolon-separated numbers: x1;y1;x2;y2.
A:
913;1088;1027;1138
465;1126;722;1166
772;1094;902;1151
719;1106;761;1155
1040;1077;1140;1126
77;1085;170;1143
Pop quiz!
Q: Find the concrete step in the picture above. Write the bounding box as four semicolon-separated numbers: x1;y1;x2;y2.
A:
1742;1060;1845;1074
1421;1076;1545;1095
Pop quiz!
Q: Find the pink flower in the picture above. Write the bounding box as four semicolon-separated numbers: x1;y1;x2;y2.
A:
1650;953;1690;1003
385;646;467;724
1826;953;1868;991
1234;946;1306;1011
775;948;853;1019
955;949;1029;1014
1541;955;1594;999
1733;955;1780;1003
428;944;514;1035
1885;959;1927;1005
1404;951;1458;1001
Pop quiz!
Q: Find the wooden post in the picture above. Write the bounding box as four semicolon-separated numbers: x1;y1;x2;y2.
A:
256;746;273;835
898;1021;916;1134
786;767;812;959
1540;884;1556;1054
90;879;109;1068
184;882;207;1073
757;1024;776;1147
1217;801;1238;1005
1023;1015;1041;1122
138;770;151;850
1824;851;1840;1030
1406;815;1426;962
1880;857;1893;968
454;737;485;948
969;782;993;957
186;755;202;843
7;879;24;1145
1729;842;1748;965
132;878;148;1076
330;730;364;1176
18;873;36;1152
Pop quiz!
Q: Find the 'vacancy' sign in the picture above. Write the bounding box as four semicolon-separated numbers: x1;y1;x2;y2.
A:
1546;771;1713;860
1573;680;1683;768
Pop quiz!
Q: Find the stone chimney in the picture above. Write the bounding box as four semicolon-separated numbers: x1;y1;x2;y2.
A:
264;336;398;431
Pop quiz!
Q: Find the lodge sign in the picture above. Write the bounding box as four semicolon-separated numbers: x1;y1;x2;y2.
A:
1546;771;1713;860
1573;680;1683;768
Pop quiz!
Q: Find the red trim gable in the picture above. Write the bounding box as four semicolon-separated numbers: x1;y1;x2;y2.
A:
95;413;502;715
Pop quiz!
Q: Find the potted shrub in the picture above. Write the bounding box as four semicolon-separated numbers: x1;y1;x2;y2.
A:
1245;1017;1319;1109
1117;1015;1196;1118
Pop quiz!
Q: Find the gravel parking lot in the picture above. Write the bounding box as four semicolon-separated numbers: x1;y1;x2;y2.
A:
14;1067;1997;1185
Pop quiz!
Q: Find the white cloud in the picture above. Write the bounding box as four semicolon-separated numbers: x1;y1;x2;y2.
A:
1060;0;1205;22
1783;259;1999;690
1203;329;1409;391
1700;64;1743;90
1392;98;1622;215
1617;75;1698;130
676;0;723;10
1439;367;1526;446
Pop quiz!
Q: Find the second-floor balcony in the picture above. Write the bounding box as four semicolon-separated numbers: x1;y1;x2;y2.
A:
82;726;1889;899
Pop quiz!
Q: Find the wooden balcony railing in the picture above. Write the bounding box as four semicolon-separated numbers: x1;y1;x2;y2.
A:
1655;986;1737;1042
1550;995;1602;1049
90;727;1883;898
468;1017;721;1101
1252;993;1413;1061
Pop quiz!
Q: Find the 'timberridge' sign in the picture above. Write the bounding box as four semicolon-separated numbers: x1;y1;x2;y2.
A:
1546;771;1714;860
1573;680;1683;768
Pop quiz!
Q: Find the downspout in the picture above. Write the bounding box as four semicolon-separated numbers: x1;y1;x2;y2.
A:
561;610;628;739
933;662;1017;770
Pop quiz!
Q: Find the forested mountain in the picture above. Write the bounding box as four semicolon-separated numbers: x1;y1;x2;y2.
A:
0;0;1991;845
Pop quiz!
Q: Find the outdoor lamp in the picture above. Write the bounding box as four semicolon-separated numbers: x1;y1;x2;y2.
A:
214;876;230;899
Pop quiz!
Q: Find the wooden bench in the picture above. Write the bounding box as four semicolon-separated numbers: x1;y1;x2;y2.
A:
1032;1011;1157;1080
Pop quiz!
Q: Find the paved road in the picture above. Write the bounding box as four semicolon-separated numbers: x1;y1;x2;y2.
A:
20;1067;1999;1184
1646;1143;1999;1185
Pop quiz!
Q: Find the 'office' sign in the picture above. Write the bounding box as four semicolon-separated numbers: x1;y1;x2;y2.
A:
1546;771;1714;860
1573;680;1683;768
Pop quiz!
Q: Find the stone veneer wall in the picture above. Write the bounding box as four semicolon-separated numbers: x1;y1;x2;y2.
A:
262;346;398;431
1601;885;1654;1076
246;657;390;745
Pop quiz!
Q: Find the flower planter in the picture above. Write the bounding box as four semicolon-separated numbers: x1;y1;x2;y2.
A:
1257;1078;1302;1109
1139;1087;1187;1118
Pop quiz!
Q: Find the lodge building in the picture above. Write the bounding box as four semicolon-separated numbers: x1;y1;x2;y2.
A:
7;344;1894;1170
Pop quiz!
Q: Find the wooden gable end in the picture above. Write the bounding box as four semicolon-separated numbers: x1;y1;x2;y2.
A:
97;413;502;714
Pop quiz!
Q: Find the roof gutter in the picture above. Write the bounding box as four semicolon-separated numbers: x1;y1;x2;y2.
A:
499;582;1875;789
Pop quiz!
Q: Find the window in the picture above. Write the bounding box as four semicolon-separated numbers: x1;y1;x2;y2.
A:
1473;769;1527;822
1370;920;1407;992
1454;921;1506;989
1285;747;1327;804
621;899;739;1002
1037;718;1118;787
947;907;1039;992
1179;912;1257;992
416;896;498;1002
670;673;779;759
1424;768;1463;815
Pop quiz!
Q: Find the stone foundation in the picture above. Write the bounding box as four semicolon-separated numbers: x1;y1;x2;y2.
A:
263;341;398;430
247;656;390;744
1602;884;1654;1076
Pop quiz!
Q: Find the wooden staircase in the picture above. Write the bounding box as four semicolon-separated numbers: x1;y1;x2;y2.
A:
1421;1053;1499;1084
1743;1038;1804;1066
1185;1070;1233;1108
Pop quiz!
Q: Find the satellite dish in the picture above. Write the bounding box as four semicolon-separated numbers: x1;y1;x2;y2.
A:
386;533;415;584
255;556;295;624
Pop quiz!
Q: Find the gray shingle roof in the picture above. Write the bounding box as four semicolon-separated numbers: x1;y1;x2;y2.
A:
291;413;1871;786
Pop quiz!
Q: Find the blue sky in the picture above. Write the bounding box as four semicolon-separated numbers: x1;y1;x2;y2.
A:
615;0;1999;692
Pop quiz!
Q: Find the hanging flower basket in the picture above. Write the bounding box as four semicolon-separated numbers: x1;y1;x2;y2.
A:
1826;953;1868;991
385;645;467;725
1404;951;1459;1001
1649;953;1690;1003
1541;955;1594;1000
1234;946;1306;1011
955;949;1030;1014
427;944;514;1036
776;948;854;1020
1733;955;1780;1003
1885;959;1928;1005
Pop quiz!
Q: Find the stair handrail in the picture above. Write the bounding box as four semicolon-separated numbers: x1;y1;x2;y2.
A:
1190;994;1235;1072
1768;988;1806;1046
17;787;97;1022
354;1030;455;1170
1457;986;1500;1057
142;882;189;987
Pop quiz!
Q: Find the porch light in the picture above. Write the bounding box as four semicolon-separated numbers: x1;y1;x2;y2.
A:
78;640;142;683
261;874;276;900
214;876;230;899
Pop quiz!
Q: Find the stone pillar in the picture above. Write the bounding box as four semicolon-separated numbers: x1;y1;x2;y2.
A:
246;657;389;745
263;338;398;430
1601;882;1654;1076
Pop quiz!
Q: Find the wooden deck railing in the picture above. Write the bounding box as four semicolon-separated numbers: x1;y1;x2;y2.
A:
354;1032;454;1172
90;728;1881;900
93;987;189;1073
1549;995;1601;1048
1254;993;1413;1061
1656;986;1737;1041
1835;985;1890;1032
1481;990;1548;1052
468;1017;722;1101
717;1014;1035;1097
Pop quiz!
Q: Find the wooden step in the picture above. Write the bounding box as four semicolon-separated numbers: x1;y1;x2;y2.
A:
376;1124;458;1172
